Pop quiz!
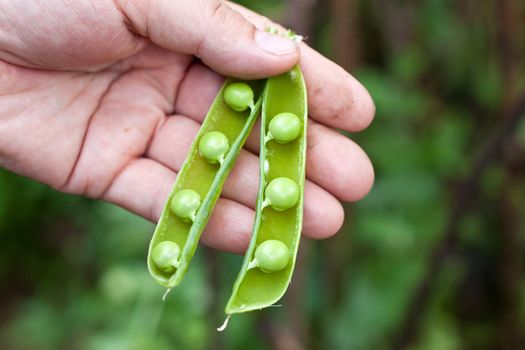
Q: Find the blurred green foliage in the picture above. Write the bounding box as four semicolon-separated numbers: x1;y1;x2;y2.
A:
1;0;524;349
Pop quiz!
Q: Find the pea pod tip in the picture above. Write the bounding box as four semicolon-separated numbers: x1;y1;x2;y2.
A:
217;315;231;332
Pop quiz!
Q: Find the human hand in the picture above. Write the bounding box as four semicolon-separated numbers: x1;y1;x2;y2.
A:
0;0;374;253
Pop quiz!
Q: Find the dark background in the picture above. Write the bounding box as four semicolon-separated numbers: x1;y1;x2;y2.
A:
1;0;525;349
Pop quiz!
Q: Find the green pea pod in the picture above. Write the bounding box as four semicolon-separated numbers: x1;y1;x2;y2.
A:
147;79;265;291
224;65;307;317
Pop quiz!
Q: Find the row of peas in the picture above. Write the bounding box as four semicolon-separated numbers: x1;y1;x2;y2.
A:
245;111;302;272
146;64;308;324
223;66;307;318
150;83;254;274
150;80;302;277
146;79;265;292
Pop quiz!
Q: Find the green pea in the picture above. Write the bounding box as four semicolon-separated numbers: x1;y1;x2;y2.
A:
170;189;201;222
264;177;299;211
223;82;255;112
255;240;290;273
268;112;301;144
151;241;181;273
199;131;230;164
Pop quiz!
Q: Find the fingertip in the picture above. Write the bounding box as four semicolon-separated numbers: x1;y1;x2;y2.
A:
200;31;299;79
254;30;298;56
302;182;345;239
338;145;375;202
305;122;375;202
197;4;300;79
352;80;376;131
297;45;375;131
352;162;375;201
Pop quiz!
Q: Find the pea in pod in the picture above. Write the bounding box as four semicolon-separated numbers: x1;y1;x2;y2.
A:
147;80;264;292
223;65;307;319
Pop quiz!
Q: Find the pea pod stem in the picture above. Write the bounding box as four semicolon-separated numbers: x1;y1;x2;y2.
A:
261;198;271;209
246;259;259;270
162;288;172;302
217;315;231;332
263;132;274;145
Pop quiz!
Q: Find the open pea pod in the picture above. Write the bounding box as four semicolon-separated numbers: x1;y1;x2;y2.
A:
147;79;265;290
224;65;307;317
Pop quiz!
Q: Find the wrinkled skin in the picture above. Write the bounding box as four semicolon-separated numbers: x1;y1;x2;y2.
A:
0;0;375;253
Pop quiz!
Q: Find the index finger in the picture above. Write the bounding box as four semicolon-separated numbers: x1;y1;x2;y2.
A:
227;2;375;132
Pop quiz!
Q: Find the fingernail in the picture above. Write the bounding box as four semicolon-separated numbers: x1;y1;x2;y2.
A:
255;30;298;56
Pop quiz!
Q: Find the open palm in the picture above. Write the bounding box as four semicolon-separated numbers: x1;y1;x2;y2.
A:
0;0;374;253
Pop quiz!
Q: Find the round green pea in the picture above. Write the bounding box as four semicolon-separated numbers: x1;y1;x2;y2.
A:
223;82;254;112
152;241;181;273
268;112;301;143
199;131;229;164
170;189;201;221
265;177;299;211
254;240;290;273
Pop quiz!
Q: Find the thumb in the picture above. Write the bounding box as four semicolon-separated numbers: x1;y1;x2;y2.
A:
116;0;300;78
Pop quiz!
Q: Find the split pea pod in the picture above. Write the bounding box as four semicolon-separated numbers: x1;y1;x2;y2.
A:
223;65;307;317
147;80;264;291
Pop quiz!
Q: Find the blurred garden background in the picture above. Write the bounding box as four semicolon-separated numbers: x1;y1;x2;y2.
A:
1;0;525;349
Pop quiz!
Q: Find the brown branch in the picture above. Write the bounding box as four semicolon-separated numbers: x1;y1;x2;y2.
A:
329;0;361;69
283;0;319;39
392;94;525;350
283;239;312;347
494;2;523;347
259;315;303;350
497;167;522;349
204;248;224;350
496;0;522;106
374;0;416;53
